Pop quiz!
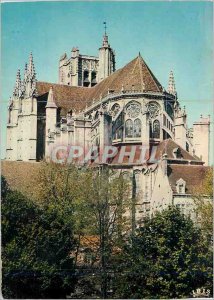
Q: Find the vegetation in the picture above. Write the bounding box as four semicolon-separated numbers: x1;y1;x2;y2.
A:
194;168;213;242
1;163;213;299
114;207;213;299
2;175;76;299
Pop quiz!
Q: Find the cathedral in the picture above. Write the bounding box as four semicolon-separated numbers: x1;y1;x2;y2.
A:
4;31;211;223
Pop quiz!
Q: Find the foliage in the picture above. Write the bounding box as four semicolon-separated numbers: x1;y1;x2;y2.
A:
194;168;213;242
3;163;130;298
2;176;77;299
114;207;213;299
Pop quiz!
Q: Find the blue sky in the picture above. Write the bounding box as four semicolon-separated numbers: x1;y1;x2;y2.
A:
1;1;213;158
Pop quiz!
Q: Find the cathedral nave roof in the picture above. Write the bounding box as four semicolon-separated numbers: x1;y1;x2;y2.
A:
36;54;164;113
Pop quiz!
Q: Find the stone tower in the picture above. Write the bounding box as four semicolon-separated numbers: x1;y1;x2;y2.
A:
97;32;116;82
193;115;210;165
6;53;38;161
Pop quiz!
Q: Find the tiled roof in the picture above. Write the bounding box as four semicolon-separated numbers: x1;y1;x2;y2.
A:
155;139;202;162
36;81;91;114
108;139;202;166
36;55;163;113
167;164;211;194
89;55;163;100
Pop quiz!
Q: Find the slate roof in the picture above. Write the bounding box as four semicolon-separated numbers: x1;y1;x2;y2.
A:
167;164;211;194
36;55;163;113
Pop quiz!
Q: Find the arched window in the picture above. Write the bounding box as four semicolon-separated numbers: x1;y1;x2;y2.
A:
91;71;97;87
83;70;90;87
125;119;133;138
153;120;160;139
133;118;141;137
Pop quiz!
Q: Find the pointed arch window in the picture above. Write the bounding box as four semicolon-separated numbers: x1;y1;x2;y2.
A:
153;120;160;139
91;71;97;87
125;119;133;138
83;70;90;87
133;118;141;137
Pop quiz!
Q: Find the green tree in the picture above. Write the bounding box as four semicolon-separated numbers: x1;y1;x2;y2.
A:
114;207;213;299
82;166;130;298
20;163;131;298
2;176;77;299
194;168;213;242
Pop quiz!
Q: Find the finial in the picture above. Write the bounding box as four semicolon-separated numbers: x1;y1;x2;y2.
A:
138;51;141;57
168;70;176;95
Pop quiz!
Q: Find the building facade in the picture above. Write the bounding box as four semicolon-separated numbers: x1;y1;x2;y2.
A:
5;33;211;223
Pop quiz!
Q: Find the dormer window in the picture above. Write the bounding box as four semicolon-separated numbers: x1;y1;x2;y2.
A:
173;147;183;159
176;178;186;194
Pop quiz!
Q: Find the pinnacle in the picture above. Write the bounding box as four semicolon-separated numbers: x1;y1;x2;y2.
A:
168;70;176;95
46;86;57;108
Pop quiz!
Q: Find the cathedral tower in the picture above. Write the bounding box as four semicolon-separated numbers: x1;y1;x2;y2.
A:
97;23;116;82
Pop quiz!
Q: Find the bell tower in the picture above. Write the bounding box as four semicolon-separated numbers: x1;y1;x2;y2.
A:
98;22;116;82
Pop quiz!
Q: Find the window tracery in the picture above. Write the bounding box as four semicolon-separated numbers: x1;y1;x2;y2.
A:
126;102;141;118
146;102;160;119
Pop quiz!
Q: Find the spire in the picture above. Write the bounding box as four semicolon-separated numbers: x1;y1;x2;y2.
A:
13;69;22;97
25;53;37;97
28;52;35;76
24;63;28;81
168;70;176;95
102;21;109;47
46;86;57;108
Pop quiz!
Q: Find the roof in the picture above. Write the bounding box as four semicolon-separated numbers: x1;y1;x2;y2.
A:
36;55;163;113
167;164;211;194
36;82;91;114
155;139;202;162
106;139;202;166
88;55;163;100
1;160;41;200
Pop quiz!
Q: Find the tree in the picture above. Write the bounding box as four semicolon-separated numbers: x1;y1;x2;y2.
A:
79;166;131;298
114;207;213;299
194;168;213;242
25;162;131;298
2;176;77;299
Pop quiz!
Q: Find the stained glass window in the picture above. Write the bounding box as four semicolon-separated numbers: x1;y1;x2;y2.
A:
153;120;160;138
125;119;133;137
133;118;141;137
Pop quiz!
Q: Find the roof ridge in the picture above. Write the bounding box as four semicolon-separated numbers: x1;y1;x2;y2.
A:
125;56;139;89
138;56;145;91
139;56;162;92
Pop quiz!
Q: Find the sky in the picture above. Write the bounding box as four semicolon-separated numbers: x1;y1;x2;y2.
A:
1;1;213;159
